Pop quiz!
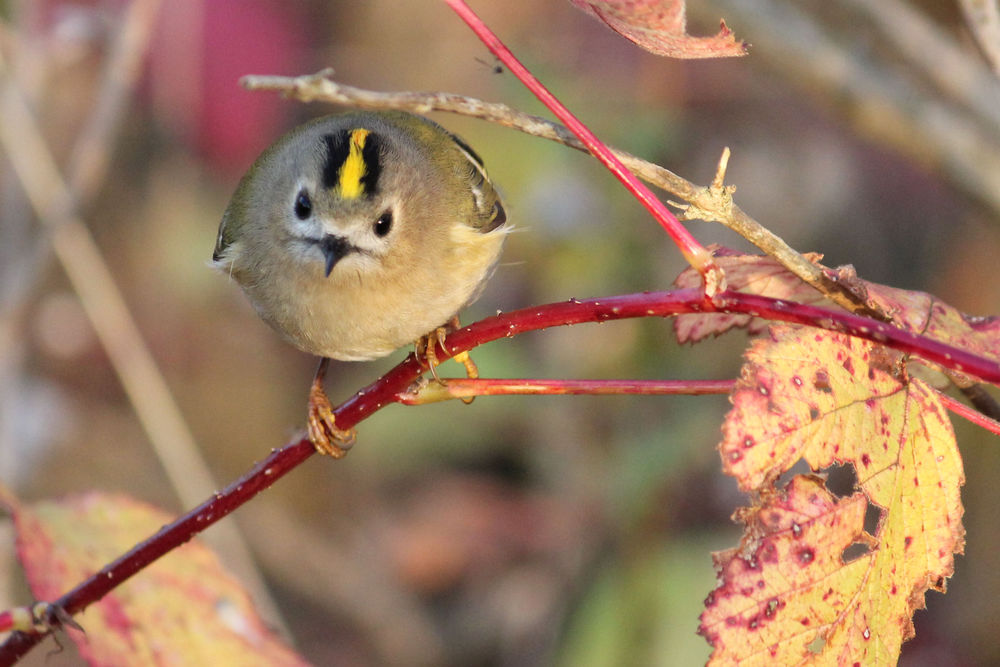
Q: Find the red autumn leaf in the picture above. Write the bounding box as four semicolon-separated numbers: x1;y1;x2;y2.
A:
568;0;747;59
674;249;1000;376
863;282;1000;367
9;492;306;666
673;246;828;343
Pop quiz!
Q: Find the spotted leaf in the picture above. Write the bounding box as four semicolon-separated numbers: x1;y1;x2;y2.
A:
703;325;964;664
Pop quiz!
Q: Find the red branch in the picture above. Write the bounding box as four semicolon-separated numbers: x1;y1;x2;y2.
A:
442;0;719;282
938;392;1000;436
3;288;1000;663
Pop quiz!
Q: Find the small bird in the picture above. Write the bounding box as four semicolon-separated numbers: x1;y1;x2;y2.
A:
213;111;509;456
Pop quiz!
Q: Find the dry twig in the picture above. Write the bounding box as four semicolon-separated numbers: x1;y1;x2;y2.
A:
241;71;876;316
0;0;286;634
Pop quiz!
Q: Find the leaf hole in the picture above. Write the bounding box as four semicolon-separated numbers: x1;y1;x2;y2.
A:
822;463;857;498
863;501;882;536
841;541;871;563
777;460;814;489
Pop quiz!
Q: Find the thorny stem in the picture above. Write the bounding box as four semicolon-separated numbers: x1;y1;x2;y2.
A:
0;437;314;665
240;72;1000;419
3;287;1000;662
442;0;725;295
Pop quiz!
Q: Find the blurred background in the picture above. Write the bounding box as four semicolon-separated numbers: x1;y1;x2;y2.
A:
2;0;999;664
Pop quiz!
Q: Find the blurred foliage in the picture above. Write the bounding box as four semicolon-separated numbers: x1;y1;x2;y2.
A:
2;0;999;665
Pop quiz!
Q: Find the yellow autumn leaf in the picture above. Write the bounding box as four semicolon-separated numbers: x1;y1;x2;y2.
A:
702;325;965;664
700;475;874;664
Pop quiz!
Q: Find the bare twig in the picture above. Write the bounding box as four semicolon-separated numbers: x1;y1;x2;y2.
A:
844;0;1000;129
65;0;159;205
240;72;875;317
699;0;1000;216
960;0;1000;75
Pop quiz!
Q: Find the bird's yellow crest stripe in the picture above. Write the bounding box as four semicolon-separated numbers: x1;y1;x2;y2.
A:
338;129;370;199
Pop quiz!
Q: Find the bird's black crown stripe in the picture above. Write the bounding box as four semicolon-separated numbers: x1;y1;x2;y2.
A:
359;133;381;195
321;131;351;190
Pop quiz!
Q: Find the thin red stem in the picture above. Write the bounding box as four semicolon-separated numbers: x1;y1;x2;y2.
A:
5;288;1000;662
331;288;1000;432
442;0;718;280
397;378;735;404
938;391;1000;436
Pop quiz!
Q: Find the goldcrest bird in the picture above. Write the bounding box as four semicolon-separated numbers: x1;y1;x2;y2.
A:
213;111;508;456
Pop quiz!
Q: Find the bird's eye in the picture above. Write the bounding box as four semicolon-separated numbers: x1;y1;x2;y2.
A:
374;210;393;237
294;189;312;220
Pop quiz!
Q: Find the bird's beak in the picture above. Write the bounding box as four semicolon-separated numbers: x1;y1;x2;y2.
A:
319;234;352;277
